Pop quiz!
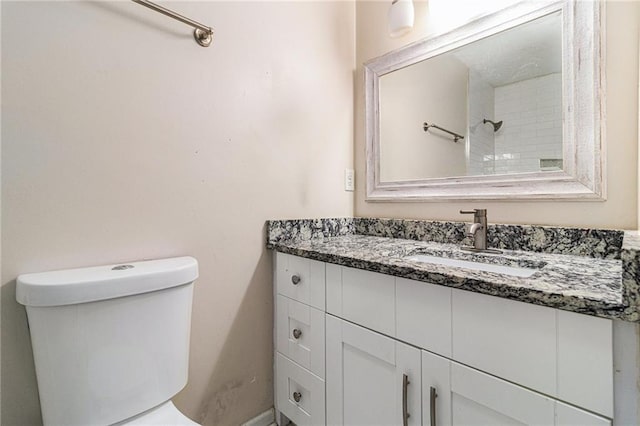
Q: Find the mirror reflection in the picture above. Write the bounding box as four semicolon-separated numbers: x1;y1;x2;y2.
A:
379;11;562;182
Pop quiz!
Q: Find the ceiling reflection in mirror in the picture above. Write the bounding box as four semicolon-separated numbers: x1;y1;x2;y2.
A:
379;11;562;182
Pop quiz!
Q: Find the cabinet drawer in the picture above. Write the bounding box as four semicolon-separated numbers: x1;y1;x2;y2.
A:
276;252;325;309
396;277;452;357
276;353;325;426
276;295;325;378
326;264;395;337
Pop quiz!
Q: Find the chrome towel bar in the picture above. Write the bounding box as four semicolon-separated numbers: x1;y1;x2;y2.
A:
423;122;465;143
131;0;214;47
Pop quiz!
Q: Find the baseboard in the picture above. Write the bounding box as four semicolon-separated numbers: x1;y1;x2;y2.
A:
241;407;275;426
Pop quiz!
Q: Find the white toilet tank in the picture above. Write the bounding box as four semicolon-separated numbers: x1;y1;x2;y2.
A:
16;257;199;426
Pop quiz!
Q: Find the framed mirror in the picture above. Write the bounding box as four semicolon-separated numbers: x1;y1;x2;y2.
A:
365;1;604;201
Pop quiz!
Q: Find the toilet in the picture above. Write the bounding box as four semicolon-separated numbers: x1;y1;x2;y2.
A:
16;256;200;426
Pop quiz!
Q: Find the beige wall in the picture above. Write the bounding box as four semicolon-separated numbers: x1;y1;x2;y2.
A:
1;1;354;425
380;55;468;181
1;0;3;418
356;0;640;229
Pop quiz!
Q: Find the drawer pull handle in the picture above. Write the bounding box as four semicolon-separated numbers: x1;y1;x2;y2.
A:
291;275;301;285
402;374;410;426
293;391;302;403
430;386;438;426
292;329;302;339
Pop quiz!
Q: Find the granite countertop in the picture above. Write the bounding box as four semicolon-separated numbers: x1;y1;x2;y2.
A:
267;218;639;322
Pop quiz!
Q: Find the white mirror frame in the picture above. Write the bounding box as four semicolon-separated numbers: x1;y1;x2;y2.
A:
365;0;605;201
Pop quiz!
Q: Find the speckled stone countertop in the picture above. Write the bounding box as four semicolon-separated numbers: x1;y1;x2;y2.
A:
266;218;640;322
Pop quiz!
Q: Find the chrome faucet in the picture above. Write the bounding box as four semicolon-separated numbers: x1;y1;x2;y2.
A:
460;209;487;250
459;209;501;253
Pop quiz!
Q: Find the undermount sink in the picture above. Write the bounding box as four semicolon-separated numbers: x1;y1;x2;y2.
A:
404;254;541;278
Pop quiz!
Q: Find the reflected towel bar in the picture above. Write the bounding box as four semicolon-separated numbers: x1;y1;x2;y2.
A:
423;122;464;143
131;0;214;47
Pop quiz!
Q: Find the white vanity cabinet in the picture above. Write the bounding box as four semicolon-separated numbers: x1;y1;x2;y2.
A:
273;252;616;426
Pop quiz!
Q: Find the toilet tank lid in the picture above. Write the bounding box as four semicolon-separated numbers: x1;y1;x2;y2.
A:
16;256;199;307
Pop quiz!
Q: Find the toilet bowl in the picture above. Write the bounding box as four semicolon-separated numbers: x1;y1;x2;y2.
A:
16;257;201;426
116;401;199;426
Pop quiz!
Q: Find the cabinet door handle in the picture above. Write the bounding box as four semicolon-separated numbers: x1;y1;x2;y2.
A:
429;386;438;426
291;275;301;285
293;391;302;403
402;374;410;426
292;328;302;339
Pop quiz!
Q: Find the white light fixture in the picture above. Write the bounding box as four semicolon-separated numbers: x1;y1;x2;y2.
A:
388;0;415;38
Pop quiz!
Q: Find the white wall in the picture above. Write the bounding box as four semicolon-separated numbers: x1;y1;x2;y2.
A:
1;1;354;425
494;73;563;174
356;0;639;229
468;70;495;175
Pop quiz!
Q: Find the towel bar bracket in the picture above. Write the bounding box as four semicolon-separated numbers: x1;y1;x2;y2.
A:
131;0;214;47
193;28;213;47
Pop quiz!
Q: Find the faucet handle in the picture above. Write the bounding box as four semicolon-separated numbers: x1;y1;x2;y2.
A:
460;209;487;218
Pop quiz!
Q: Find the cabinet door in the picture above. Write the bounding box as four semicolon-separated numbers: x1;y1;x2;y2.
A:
422;351;452;426
326;315;421;426
423;355;609;426
450;362;555;425
555;402;611;426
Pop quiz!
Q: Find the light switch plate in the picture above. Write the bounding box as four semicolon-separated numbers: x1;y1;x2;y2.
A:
345;169;354;191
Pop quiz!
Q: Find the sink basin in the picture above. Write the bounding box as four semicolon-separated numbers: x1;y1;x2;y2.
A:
404;254;540;278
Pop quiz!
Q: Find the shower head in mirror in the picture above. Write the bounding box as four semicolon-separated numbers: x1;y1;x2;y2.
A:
483;119;503;132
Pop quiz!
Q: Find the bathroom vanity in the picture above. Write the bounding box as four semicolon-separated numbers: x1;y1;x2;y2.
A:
270;0;623;423
268;218;640;426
